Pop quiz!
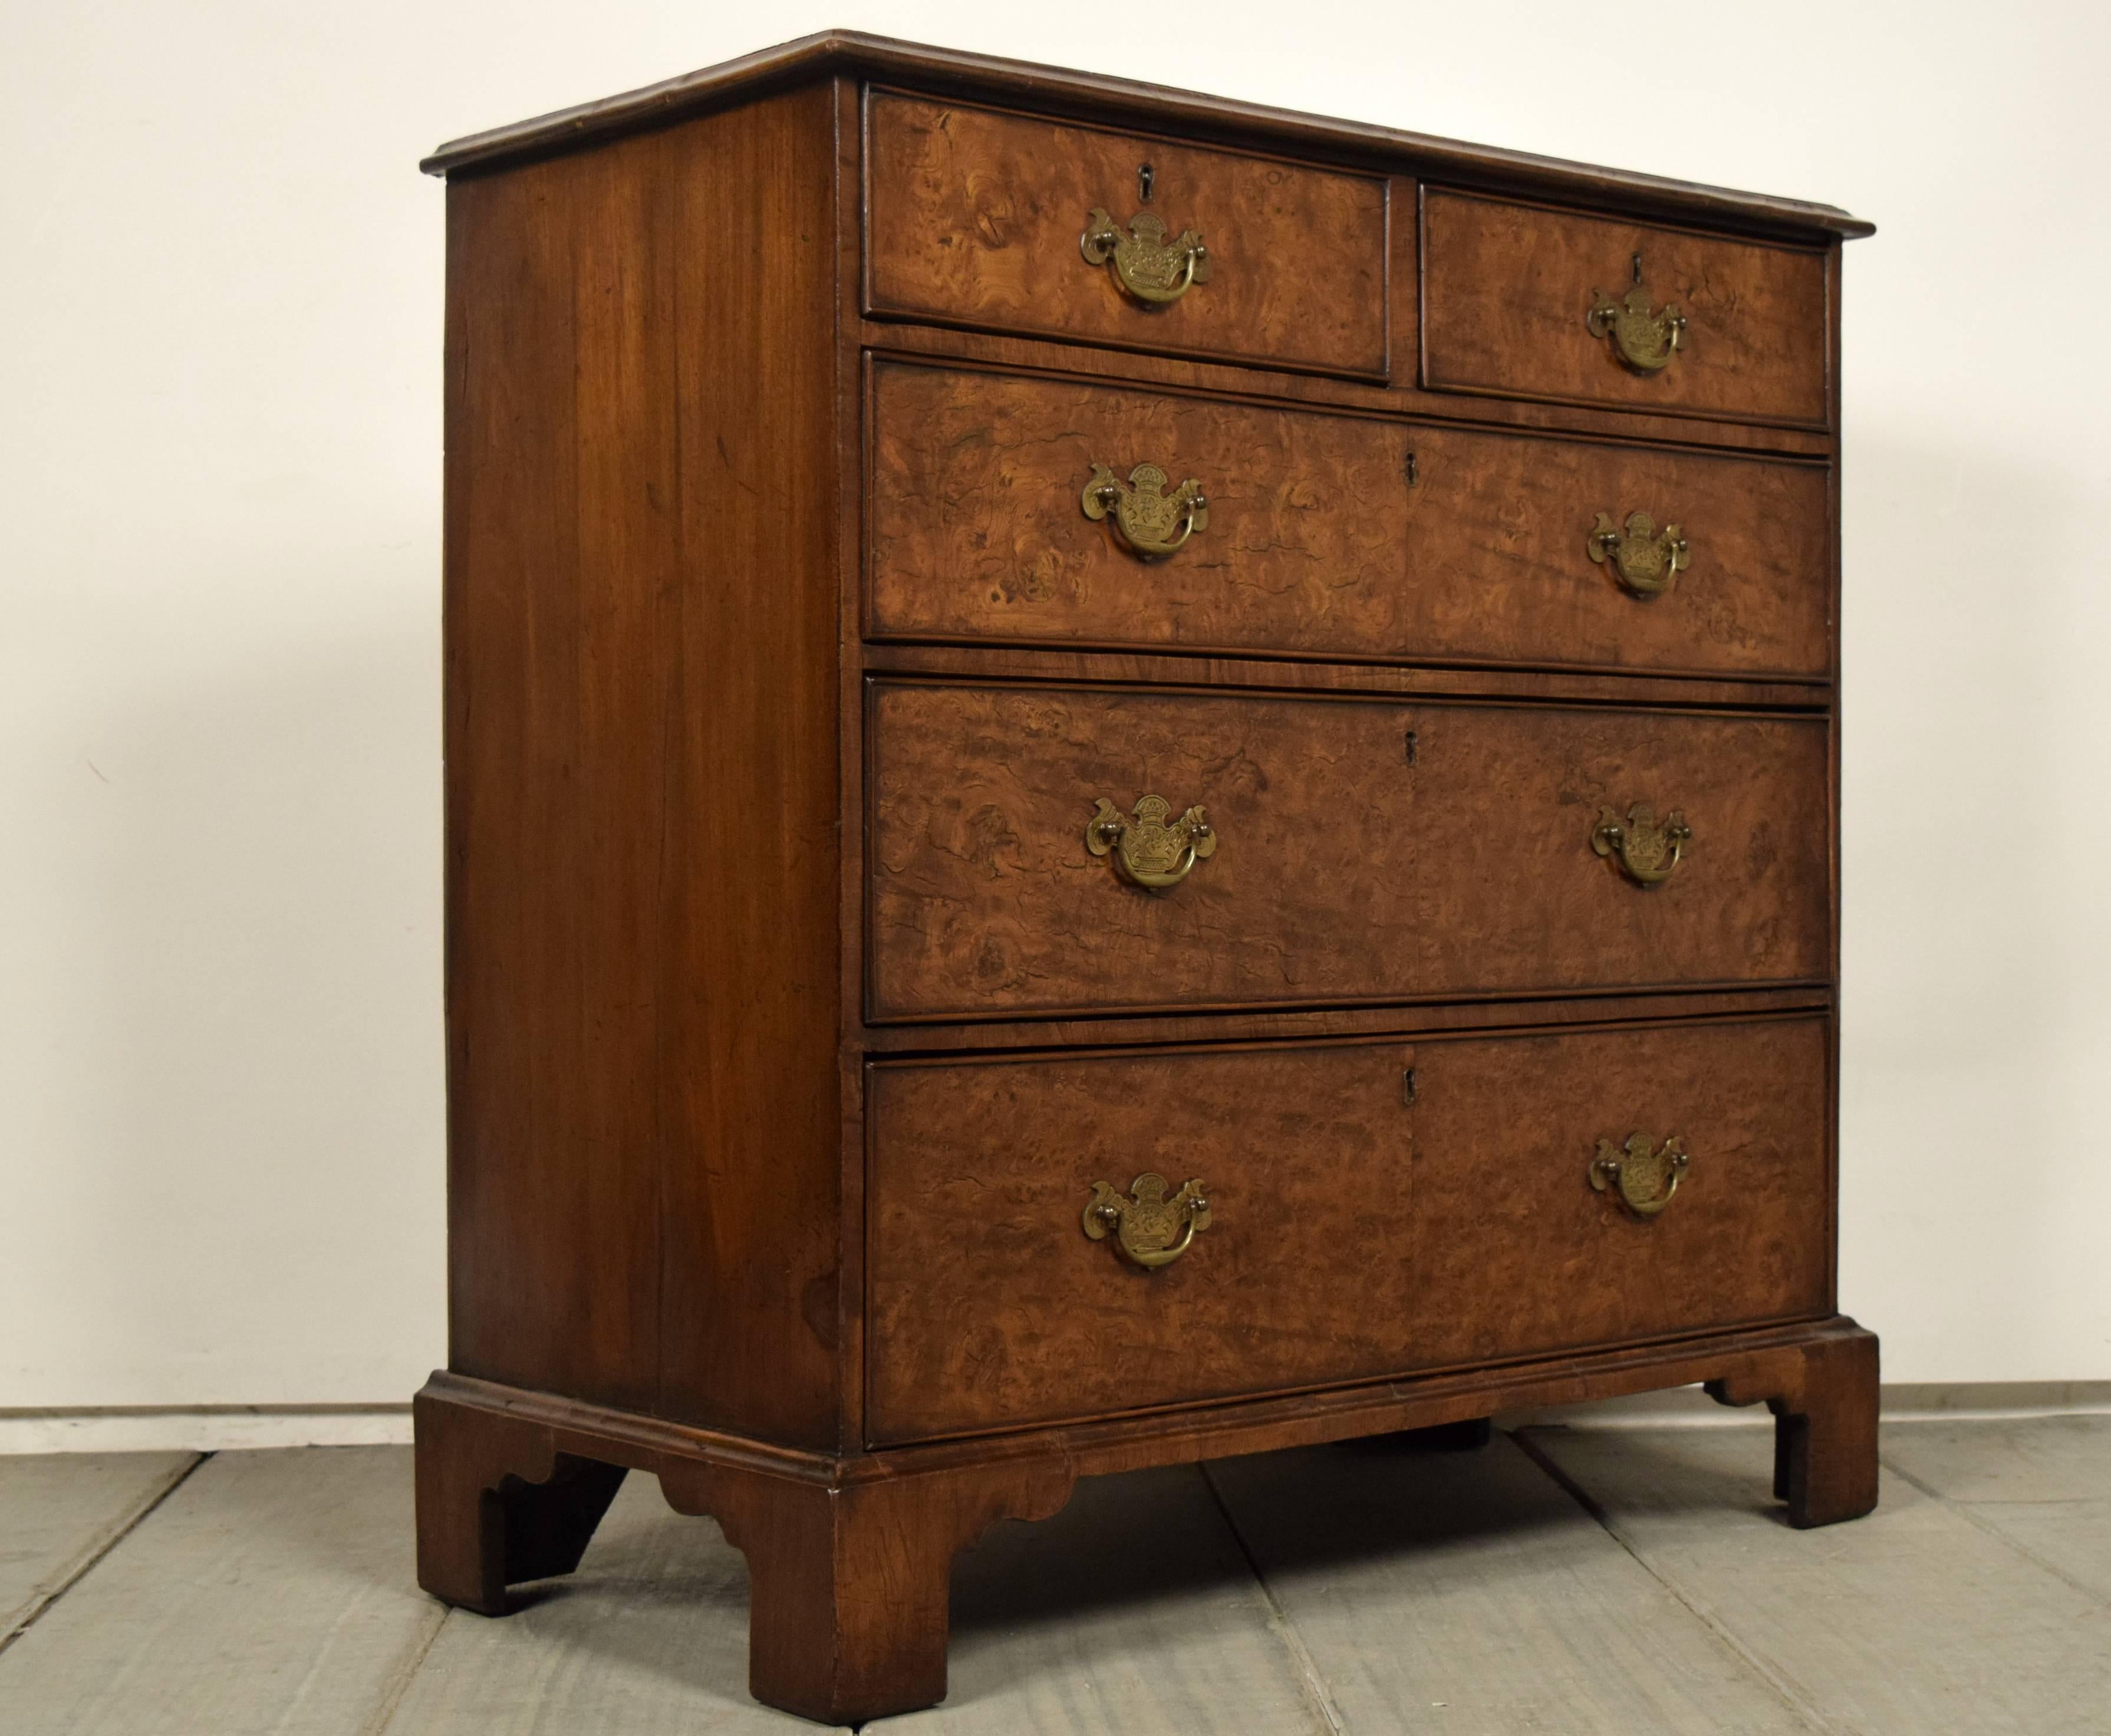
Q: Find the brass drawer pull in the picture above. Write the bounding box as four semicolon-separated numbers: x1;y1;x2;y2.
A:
1590;1134;1690;1218
1589;510;1690;597
1084;1172;1212;1268
1080;208;1211;305
1587;281;1687;373
1591;802;1690;886
1084;462;1210;559
1087;794;1217;889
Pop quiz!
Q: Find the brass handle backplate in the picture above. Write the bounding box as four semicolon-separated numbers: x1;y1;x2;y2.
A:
1587;282;1687;373
1084;1172;1212;1268
1084;462;1209;559
1081;208;1211;305
1591;802;1691;886
1088;794;1217;888
1590;1134;1690;1218
1589;511;1690;597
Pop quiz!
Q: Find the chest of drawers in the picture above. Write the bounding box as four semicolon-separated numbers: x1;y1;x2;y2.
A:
412;32;1879;1724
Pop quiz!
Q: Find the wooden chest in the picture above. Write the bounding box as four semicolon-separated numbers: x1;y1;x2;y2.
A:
413;32;1879;1723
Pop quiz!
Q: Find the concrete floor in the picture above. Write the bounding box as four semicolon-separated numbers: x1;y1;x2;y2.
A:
2;1418;2106;1734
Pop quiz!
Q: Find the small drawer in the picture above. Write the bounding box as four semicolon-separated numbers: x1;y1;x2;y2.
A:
1421;189;1829;427
867;682;1831;1022
868;360;1832;680
863;91;1389;380
1409;1014;1832;1368
864;1016;1830;1442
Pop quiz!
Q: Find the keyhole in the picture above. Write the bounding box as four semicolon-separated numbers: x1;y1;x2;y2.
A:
1632;251;1644;285
1138;162;1154;204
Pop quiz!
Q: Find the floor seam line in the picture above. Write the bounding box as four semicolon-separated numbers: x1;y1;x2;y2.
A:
0;1450;213;1662
1509;1429;1839;1736
1197;1461;1348;1736
1878;1453;2111;1611
357;1601;454;1736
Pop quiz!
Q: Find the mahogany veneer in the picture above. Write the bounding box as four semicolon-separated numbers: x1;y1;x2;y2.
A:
417;31;1878;1725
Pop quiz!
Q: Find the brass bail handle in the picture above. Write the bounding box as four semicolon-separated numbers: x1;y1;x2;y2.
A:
1589;511;1690;597
1084;462;1209;560
1087;794;1217;889
1591;802;1691;886
1081;207;1211;305
1083;1172;1213;1269
1590;1134;1690;1218
1586;272;1687;373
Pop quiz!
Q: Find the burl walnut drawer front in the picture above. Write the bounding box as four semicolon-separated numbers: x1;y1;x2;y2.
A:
869;361;1832;679
867;683;1830;1020
865;1016;1830;1442
1412;1013;1832;1371
1421;190;1829;427
867;1040;1415;1441
864;92;1389;379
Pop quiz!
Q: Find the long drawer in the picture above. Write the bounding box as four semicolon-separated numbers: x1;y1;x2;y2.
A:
868;362;1831;680
864;93;1389;379
867;681;1831;1021
1421;190;1830;427
865;1015;1832;1442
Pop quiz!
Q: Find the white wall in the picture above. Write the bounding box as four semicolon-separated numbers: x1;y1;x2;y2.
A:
4;0;2106;1411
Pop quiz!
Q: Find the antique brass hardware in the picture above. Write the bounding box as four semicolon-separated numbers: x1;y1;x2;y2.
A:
1591;803;1691;886
1081;207;1211;305
1083;1172;1212;1269
1590;1134;1690;1218
1083;462;1210;559
1589;510;1691;597
1587;281;1687;373
1087;794;1217;889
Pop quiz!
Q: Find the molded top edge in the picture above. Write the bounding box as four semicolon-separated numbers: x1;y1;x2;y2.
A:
419;29;1875;242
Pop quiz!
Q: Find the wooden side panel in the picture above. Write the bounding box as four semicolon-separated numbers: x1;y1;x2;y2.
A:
1411;1016;1833;1363
1422;190;1829;427
868;361;1832;678
444;137;679;1414
867;683;1831;1020
864;91;1388;378
656;87;844;1445
443;87;843;1447
866;1041;1417;1442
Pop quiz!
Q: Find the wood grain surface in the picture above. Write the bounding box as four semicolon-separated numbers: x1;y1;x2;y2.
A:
867;682;1830;1020
864;1016;1829;1442
1422;190;1830;427
865;91;1388;378
865;1040;1417;1441
443;88;844;1447
1409;1014;1832;1366
868;361;1832;677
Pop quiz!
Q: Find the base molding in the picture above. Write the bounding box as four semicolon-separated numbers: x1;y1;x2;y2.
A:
11;1366;2101;1455
414;1317;1881;1723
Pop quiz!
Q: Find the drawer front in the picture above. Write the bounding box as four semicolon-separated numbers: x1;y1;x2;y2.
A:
867;1040;1418;1442
864;93;1389;379
869;361;1832;679
868;683;1831;1020
1421;190;1829;427
865;1016;1830;1442
1409;1014;1832;1368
